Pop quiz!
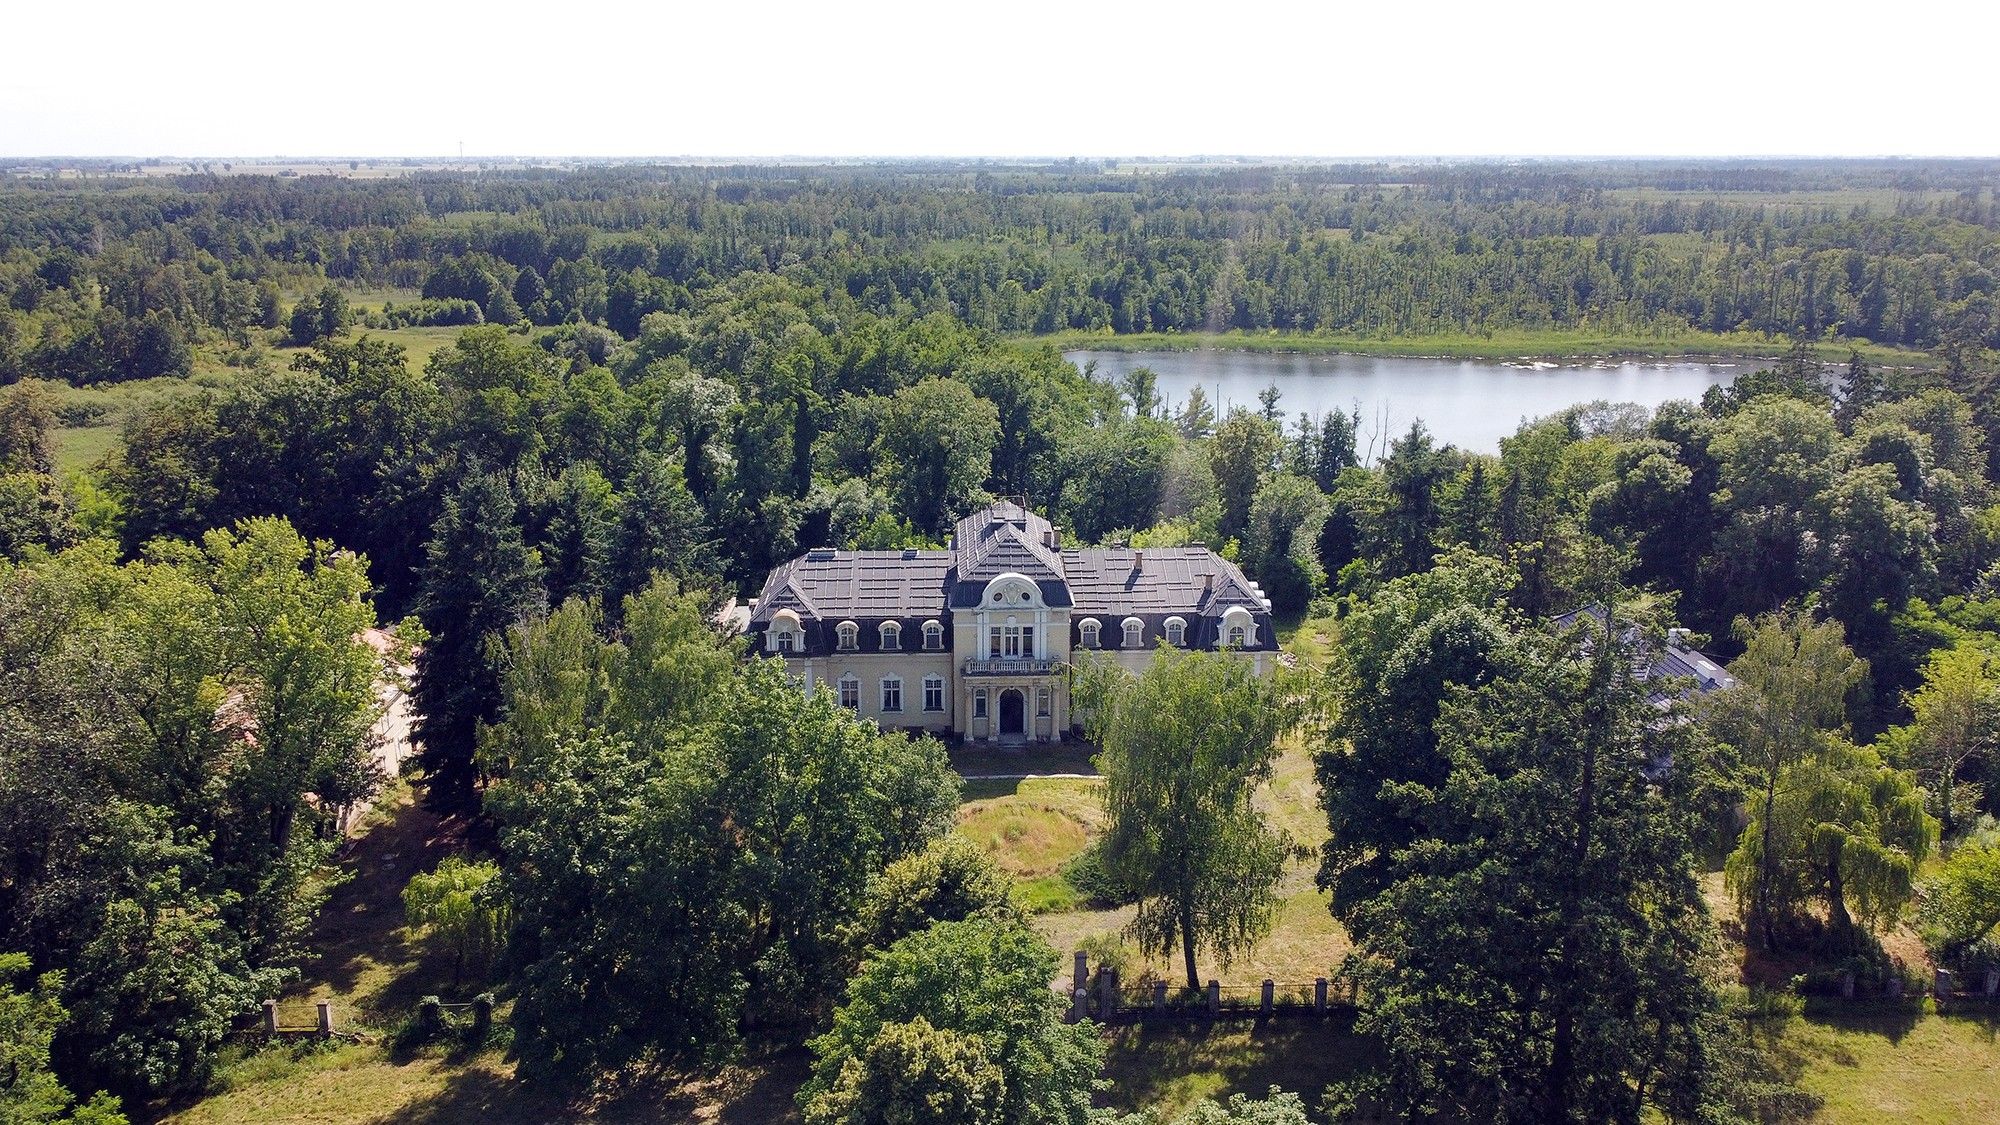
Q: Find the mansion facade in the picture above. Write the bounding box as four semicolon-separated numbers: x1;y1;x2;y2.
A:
745;501;1277;742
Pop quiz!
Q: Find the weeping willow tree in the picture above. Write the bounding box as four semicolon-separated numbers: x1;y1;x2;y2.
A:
1075;648;1295;991
1726;739;1936;945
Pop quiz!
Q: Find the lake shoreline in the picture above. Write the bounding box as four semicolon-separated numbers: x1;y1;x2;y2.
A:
1023;329;1930;368
1065;349;1740;453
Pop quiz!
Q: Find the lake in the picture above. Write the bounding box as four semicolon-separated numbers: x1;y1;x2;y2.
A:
1065;350;1744;455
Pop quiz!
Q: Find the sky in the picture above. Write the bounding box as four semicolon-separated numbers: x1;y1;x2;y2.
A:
5;0;1997;159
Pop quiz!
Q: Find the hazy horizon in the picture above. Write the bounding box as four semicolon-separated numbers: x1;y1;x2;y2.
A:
7;0;1997;161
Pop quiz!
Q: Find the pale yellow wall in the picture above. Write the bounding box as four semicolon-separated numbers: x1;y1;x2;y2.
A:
770;652;957;734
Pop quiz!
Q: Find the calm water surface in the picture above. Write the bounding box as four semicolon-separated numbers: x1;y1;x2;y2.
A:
1066;350;1743;454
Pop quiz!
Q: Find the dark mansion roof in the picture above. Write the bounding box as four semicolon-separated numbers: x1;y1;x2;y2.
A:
750;501;1273;628
1553;606;1738;707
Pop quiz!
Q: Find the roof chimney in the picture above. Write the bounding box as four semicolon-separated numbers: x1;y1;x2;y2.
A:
1202;572;1213;593
1131;549;1143;573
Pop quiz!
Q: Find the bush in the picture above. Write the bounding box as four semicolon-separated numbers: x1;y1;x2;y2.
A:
1058;839;1134;908
851;835;1012;953
800;917;1101;1125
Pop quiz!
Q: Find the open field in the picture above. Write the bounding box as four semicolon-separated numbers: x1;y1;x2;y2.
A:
1029;327;1929;367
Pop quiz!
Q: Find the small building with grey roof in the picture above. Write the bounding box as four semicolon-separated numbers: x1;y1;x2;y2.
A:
748;500;1276;743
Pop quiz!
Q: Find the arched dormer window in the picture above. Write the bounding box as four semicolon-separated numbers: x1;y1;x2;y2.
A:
880;622;902;651
1078;618;1101;649
1219;607;1256;649
1164;616;1187;647
923;620;944;650
836;621;859;651
984;573;1041;608
1121;617;1145;649
768;609;801;654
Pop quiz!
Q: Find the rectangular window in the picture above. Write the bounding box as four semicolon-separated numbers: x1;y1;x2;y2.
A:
1003;626;1023;658
839;678;859;710
1036;688;1051;717
923;678;944;712
882;679;902;712
973;689;989;718
989;627;1002;658
1022;626;1035;657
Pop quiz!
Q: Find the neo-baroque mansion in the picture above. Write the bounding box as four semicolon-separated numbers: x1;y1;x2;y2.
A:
746;500;1278;743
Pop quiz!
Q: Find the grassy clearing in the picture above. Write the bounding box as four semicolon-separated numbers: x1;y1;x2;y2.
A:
45;374;231;473
1791;1008;2000;1123
956;775;1102;914
1026;327;1927;368
1097;1019;1367;1118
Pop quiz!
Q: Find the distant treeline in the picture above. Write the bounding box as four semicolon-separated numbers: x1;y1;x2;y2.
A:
4;160;2000;384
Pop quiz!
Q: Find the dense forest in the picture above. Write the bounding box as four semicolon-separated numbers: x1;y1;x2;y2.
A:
4;160;2000;388
4;159;2000;1123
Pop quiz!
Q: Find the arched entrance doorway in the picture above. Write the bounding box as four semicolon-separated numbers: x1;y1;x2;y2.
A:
998;688;1026;736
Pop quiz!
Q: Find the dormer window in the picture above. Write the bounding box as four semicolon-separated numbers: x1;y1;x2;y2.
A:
1219;607;1256;649
1122;617;1145;649
880;622;901;651
923;620;944;650
1164;617;1187;647
1078;619;1100;649
768;610;803;654
837;621;859;651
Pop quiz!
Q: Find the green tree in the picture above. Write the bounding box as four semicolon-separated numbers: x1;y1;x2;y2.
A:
0;954;127;1125
1317;549;1519;911
1209;409;1281;546
799;917;1102;1125
851;835;1013;954
1333;622;1736;1124
1240;472;1328;614
489;582;959;1081
1378;421;1456;578
800;1016;1005;1125
0;380;59;476
1707;613;1868;952
878;379;1000;536
1888;643;1999;837
1726;739;1934;942
412;468;545;811
1917;842;2000;964
1077;648;1291;991
402;858;508;985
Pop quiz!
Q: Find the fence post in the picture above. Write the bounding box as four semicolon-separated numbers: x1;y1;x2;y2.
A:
1935;969;1953;1001
1070;988;1088;1024
315;999;333;1036
471;994;493;1037
1986;967;1999;997
263;999;279;1034
1315;977;1328;1015
1099;968;1119;1019
1153;980;1167;1015
1261;979;1275;1016
1205;980;1220;1017
1840;971;1855;999
1073;951;1089;996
